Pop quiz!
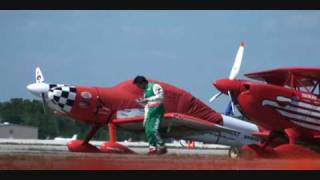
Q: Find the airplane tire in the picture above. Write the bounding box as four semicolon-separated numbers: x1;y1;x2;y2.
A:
228;146;241;159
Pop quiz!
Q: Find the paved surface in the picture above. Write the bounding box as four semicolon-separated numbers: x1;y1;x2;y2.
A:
0;143;229;155
1;143;320;169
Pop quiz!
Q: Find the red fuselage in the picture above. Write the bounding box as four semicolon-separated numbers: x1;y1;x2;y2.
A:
61;80;222;126
214;79;320;139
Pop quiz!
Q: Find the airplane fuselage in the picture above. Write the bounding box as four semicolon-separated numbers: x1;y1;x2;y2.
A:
234;80;320;139
45;79;223;125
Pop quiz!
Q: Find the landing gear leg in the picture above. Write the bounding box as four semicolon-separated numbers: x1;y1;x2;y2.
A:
284;128;299;144
240;131;284;159
67;124;101;152
100;122;135;153
261;131;278;149
273;129;320;158
241;129;320;158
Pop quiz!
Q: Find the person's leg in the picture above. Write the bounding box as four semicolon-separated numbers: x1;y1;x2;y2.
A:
154;116;165;147
145;107;158;153
145;107;167;154
154;107;166;154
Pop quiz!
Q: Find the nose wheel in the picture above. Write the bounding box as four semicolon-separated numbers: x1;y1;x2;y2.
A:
228;146;241;159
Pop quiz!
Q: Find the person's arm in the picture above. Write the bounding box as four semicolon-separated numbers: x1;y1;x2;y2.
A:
145;84;164;102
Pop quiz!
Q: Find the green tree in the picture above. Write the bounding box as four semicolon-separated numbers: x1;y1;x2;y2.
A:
0;98;142;141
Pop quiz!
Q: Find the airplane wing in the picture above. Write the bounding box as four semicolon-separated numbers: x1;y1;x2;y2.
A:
245;67;320;87
113;112;238;135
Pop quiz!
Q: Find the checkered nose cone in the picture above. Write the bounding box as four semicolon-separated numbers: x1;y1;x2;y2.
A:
48;84;77;113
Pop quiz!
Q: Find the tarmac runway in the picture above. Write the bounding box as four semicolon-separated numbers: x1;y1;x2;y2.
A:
0;143;229;155
1;142;320;170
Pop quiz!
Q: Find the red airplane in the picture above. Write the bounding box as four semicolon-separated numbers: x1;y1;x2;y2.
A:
210;42;320;158
26;65;261;156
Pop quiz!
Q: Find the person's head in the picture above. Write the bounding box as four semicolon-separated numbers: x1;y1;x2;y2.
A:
133;75;148;90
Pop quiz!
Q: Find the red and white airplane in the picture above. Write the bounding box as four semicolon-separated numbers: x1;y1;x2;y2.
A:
210;42;320;158
26;53;262;156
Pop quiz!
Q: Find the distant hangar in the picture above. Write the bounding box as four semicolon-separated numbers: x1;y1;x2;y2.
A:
0;122;38;139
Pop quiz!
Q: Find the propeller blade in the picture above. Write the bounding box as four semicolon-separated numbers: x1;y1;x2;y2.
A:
36;66;45;83
227;91;235;115
209;92;222;103
228;42;245;80
41;93;46;113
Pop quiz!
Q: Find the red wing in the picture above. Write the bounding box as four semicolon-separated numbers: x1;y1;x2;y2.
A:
245;67;320;87
112;112;235;133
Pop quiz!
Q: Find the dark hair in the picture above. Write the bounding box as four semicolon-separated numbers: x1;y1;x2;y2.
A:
133;75;148;84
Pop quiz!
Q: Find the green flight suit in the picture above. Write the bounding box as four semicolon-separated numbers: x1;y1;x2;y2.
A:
143;82;165;149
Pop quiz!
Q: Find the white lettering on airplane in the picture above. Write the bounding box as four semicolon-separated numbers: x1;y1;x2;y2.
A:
301;93;317;101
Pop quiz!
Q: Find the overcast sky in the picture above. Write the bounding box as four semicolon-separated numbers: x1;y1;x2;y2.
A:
0;10;320;113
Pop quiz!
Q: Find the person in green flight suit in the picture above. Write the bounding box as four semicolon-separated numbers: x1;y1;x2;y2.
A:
133;75;167;155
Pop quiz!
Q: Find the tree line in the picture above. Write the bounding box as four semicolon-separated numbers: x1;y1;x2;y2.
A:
0;98;145;141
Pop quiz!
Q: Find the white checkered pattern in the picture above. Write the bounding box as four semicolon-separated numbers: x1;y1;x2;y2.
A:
48;84;77;113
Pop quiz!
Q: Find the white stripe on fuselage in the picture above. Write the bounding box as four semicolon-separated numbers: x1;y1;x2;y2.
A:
262;97;320;131
288;120;320;131
276;96;320;113
263;100;320;119
277;109;320;125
